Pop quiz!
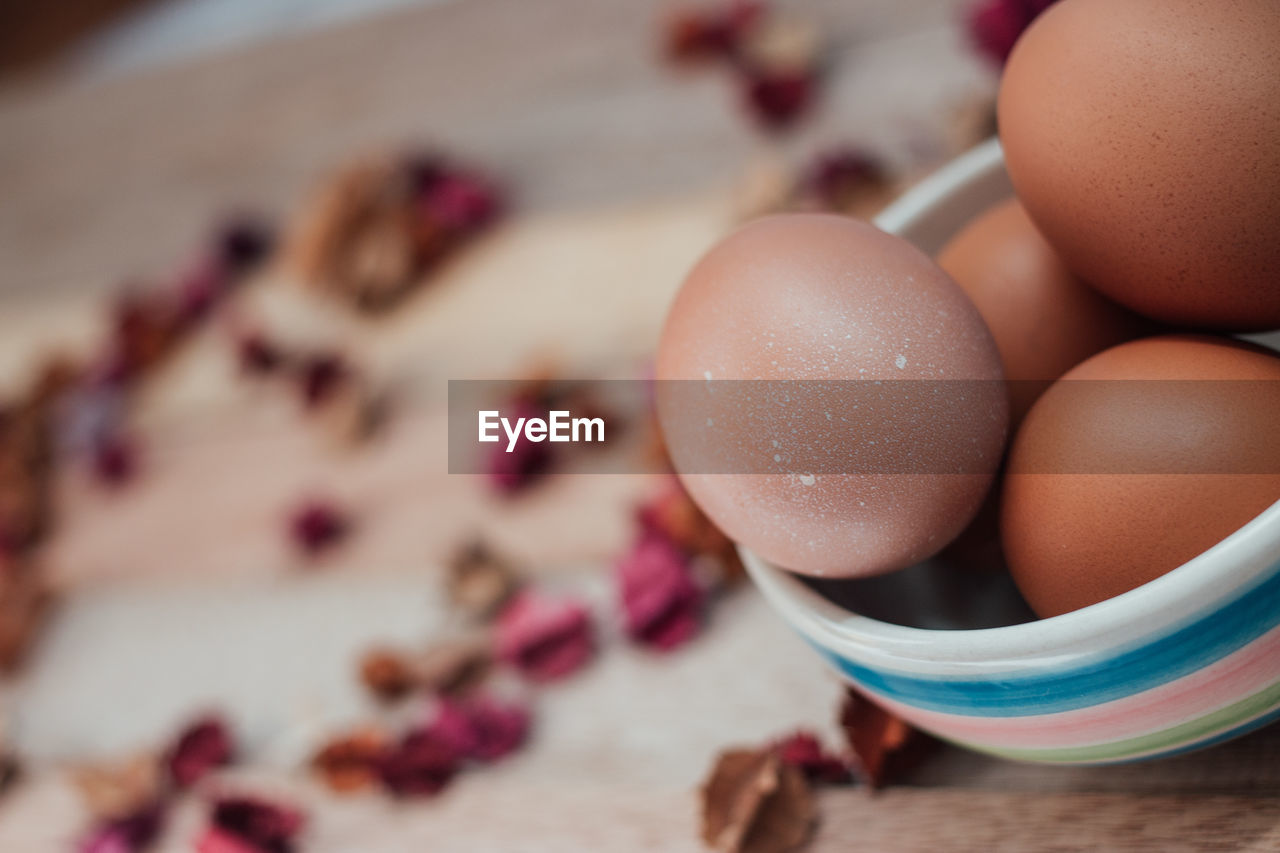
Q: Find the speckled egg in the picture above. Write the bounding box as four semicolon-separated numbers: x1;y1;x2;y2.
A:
655;214;1008;578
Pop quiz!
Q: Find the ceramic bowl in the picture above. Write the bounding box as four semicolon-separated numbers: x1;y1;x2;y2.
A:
742;138;1280;764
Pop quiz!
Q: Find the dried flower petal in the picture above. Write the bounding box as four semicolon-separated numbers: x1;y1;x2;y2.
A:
486;397;554;494
839;689;934;788
215;217;275;275
966;0;1059;67
236;333;285;376
798;148;890;213
296;353;348;410
771;731;850;785
740;65;815;131
663;0;764;63
80;802;166;853
0;569;55;673
428;694;531;763
288;498;350;557
617;532;704;652
205;796;304;853
419;171;503;236
700;748;815;853
166;716;233;790
495;590;595;683
359;648;418;702
637;478;739;571
311;728;388;793
359;633;493;703
447;539;521;619
92;433;139;487
376;729;459;797
72;754;163;821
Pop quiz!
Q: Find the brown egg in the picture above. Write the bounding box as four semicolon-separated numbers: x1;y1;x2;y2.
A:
999;0;1280;330
655;214;1007;578
939;198;1155;425
1002;335;1280;617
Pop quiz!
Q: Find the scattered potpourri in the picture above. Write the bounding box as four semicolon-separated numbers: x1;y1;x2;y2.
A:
699;690;934;852
965;0;1060;66
167;716;236;791
79;802;167;853
615;530;706;652
446;539;523;620
358;633;492;703
661;0;825;132
287;151;504;315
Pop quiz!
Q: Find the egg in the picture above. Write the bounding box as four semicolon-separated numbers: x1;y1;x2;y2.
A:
655;214;1007;578
998;0;1280;330
1002;335;1280;617
938;198;1155;425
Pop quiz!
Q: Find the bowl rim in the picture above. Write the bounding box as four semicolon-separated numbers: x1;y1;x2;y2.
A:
741;138;1280;669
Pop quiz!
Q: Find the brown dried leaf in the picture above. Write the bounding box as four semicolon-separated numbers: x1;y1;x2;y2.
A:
71;753;162;820
311;728;388;793
359;633;492;702
0;569;55;674
320;377;393;448
447;540;521;621
700;748;815;853
839;688;935;788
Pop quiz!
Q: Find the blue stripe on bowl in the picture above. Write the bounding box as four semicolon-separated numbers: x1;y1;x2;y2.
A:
811;557;1280;717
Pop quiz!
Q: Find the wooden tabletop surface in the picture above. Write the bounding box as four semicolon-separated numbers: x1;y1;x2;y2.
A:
1;0;1278;850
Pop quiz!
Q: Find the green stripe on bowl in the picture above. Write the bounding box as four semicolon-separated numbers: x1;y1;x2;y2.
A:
967;678;1280;763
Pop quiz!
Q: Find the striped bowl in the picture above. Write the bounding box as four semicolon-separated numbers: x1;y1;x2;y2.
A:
741;139;1280;765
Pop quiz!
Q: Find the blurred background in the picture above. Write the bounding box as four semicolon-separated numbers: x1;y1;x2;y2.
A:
9;2;1267;852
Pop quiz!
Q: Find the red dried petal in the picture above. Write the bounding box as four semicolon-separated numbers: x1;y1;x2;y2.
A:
215;217;275;276
495;590;595;683
296;352;348;410
429;695;531;763
486;397;554;494
617;532;704;652
772;731;851;785
79;802;166;853
288;499;350;557
377;729;459;797
636;477;734;559
236;333;285;376
740;65;815;131
966;0;1059;66
166;716;233;790
207;796;304;853
663;0;764;63
419;171;503;236
799;148;888;211
92;434;138;487
839;689;934;788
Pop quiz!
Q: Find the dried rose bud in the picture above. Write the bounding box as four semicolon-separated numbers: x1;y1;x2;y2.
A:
236;333;285;376
740;65;816;131
839;689;935;788
428;695;531;764
616;532;704;652
92;433;139;487
311;729;388;793
166;716;233;790
419;171;503;236
798;148;890;212
486;397;554;494
202;796;304;853
296;352;348;410
215;216;275;276
446;539;521;620
288;498;350;557
376;729;459;797
966;0;1058;67
79;801;166;853
771;731;851;785
700;748;814;853
495;590;595;683
359;648;418;702
663;0;764;63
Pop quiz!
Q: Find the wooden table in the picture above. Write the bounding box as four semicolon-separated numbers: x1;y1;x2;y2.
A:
1;0;1278;850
